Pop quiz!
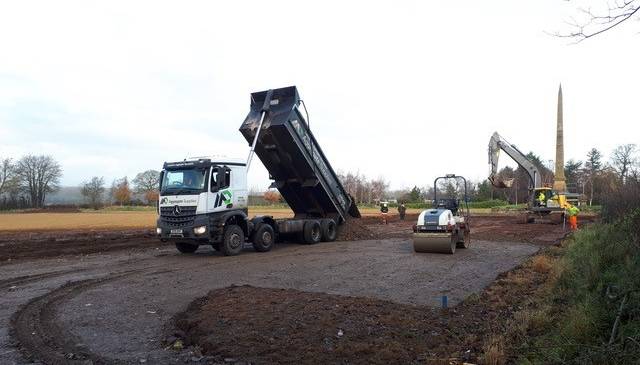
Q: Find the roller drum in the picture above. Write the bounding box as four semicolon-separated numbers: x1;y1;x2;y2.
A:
412;232;456;254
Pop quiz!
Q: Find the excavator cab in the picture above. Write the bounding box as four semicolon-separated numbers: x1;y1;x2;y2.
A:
533;188;550;207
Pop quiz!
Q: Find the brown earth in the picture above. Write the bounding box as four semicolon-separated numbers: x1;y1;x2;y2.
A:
172;249;555;365
0;229;159;262
0;213;584;262
0;212;580;364
165;214;579;365
0;213;575;263
359;212;595;246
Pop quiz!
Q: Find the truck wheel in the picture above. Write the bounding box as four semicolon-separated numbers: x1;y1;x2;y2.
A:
175;242;198;254
252;224;275;252
303;220;322;244
222;225;244;256
320;219;337;242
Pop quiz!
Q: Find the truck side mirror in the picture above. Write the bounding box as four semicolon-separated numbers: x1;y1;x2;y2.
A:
210;168;220;192
218;167;231;189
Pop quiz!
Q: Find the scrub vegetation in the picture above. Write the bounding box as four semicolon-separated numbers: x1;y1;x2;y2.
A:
497;181;640;364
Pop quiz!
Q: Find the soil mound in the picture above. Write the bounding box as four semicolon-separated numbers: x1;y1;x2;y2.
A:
168;248;556;364
336;218;375;241
171;285;469;364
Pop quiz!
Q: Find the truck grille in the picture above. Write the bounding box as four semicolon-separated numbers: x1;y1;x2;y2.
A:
160;206;197;227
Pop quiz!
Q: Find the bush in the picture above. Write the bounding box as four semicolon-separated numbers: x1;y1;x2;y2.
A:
601;180;640;222
404;202;431;209
467;199;510;209
524;209;640;364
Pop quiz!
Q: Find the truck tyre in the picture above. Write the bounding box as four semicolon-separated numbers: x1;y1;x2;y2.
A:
320;219;337;242
303;220;322;244
175;242;198;254
221;225;244;256
252;224;275;252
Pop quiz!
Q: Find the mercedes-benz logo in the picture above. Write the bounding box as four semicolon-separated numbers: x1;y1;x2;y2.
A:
173;205;181;216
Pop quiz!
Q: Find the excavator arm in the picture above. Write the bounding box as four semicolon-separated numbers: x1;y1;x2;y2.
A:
488;132;542;190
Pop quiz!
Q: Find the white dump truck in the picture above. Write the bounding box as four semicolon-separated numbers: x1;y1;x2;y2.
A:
156;86;360;255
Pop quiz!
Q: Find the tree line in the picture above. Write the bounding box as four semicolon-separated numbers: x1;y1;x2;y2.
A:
0;153;161;210
80;170;161;209
336;143;639;206
2;144;637;210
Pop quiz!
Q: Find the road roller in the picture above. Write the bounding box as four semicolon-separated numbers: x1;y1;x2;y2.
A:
412;174;471;254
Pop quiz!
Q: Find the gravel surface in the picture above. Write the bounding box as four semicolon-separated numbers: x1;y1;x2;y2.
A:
0;215;555;364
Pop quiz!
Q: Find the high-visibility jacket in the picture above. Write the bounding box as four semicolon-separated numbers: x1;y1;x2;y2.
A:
567;206;579;217
538;192;546;203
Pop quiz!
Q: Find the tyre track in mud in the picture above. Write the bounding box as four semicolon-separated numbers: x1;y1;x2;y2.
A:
10;270;142;365
0;269;87;290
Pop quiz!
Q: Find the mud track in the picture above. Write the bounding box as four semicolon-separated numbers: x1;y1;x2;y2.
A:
11;272;139;365
0;269;85;290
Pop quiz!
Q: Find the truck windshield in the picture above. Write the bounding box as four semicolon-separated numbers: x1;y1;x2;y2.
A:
161;169;207;194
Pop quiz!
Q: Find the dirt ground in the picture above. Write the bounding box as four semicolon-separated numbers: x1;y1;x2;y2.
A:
0;207;427;232
0;211;157;231
0;214;575;364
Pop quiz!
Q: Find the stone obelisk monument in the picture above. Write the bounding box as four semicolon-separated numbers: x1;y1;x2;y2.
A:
553;84;567;192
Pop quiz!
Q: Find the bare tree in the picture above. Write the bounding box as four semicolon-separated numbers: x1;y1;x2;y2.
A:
369;177;389;203
337;171;389;205
611;144;638;183
133;170;160;204
0;158;15;195
14;155;62;208
557;0;640;41
81;176;105;210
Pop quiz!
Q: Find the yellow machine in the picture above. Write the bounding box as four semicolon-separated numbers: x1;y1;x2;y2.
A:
488;132;573;223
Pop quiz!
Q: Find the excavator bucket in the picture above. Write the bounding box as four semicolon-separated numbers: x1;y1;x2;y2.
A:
489;176;514;188
413;232;457;254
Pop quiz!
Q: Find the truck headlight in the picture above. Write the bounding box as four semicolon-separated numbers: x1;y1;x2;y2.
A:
156;227;162;235
194;226;207;235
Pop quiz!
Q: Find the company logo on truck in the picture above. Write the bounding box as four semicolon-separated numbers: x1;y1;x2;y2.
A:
159;195;199;207
214;190;232;208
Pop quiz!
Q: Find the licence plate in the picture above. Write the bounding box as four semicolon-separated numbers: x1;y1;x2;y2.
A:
170;229;183;234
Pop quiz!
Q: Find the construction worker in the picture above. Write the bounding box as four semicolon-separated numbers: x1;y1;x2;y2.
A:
567;205;580;231
380;202;389;224
398;203;407;220
537;191;546;207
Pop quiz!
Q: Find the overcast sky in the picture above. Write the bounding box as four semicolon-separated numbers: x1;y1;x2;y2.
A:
1;1;638;191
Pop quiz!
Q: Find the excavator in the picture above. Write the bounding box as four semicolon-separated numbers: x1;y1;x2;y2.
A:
488;132;572;223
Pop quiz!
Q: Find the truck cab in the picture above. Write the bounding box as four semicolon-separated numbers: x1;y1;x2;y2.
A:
156;157;254;254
